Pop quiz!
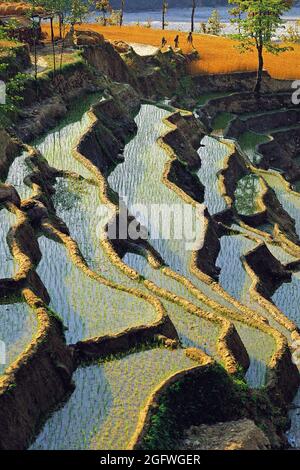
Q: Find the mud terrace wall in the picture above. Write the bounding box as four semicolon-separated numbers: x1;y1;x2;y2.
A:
258;128;300;183
194;71;293;98
0;130;22;180
14;61;100;142
202;91;295;124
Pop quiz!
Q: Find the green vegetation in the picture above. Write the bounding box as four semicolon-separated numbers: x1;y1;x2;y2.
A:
140;364;249;449
200;9;224;35
234;174;262;216
211;111;234;131
0;71;28;127
140;363;287;449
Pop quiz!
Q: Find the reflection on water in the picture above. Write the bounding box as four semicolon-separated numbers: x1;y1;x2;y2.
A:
272;272;300;328
262;172;300;238
217;234;256;302
0;208;16;279
24;99;289;449
108;105;236;311
31;348;196;450
197;136;228;215
0;299;38;375
239;131;270;164
5;151;32;200
216;234;275;387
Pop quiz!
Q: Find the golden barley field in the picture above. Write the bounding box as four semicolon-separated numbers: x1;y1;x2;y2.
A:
42;23;300;79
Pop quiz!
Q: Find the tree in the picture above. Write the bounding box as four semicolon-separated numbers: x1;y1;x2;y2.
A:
162;1;167;30
107;9;121;25
27;0;57;72
281;21;300;43
96;0;112;26
68;0;88;32
120;0;125;27
54;0;72;39
191;0;196;33
206;9;224;36
229;0;292;94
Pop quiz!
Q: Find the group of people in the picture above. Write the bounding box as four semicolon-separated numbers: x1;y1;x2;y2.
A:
161;32;194;49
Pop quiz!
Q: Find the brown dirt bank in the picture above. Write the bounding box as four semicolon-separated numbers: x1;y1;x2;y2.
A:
244;244;292;299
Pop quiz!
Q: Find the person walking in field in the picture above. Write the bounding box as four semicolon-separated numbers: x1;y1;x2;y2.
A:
187;31;194;48
161;36;167;48
174;34;179;49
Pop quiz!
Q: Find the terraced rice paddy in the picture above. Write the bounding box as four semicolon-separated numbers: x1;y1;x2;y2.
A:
239;131;271;164
5;151;32;200
211;112;235;134
37;236;156;344
107;104;238;311
123;252;219;357
262;172;300;238
234;175;262;216
2;90;300;450
197;136;229;214
0;299;38;375
272;273;300;327
30;348;196;450
217;234;257;302
0;208;16;279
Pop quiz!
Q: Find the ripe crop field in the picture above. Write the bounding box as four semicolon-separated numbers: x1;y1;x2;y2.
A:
42;23;300;79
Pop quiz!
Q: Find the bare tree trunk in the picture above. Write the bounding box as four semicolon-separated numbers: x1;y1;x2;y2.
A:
162;3;166;30
191;0;196;33
120;0;124;27
50;16;54;43
50;17;56;74
60;23;66;71
254;43;263;94
58;13;64;39
33;35;37;80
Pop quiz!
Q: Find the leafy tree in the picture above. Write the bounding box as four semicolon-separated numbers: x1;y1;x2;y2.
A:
53;0;72;39
229;0;292;94
107;9;122;25
281;21;300;43
67;0;88;31
206;9;224;35
0;72;28;127
162;1;167;30
96;0;112;26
